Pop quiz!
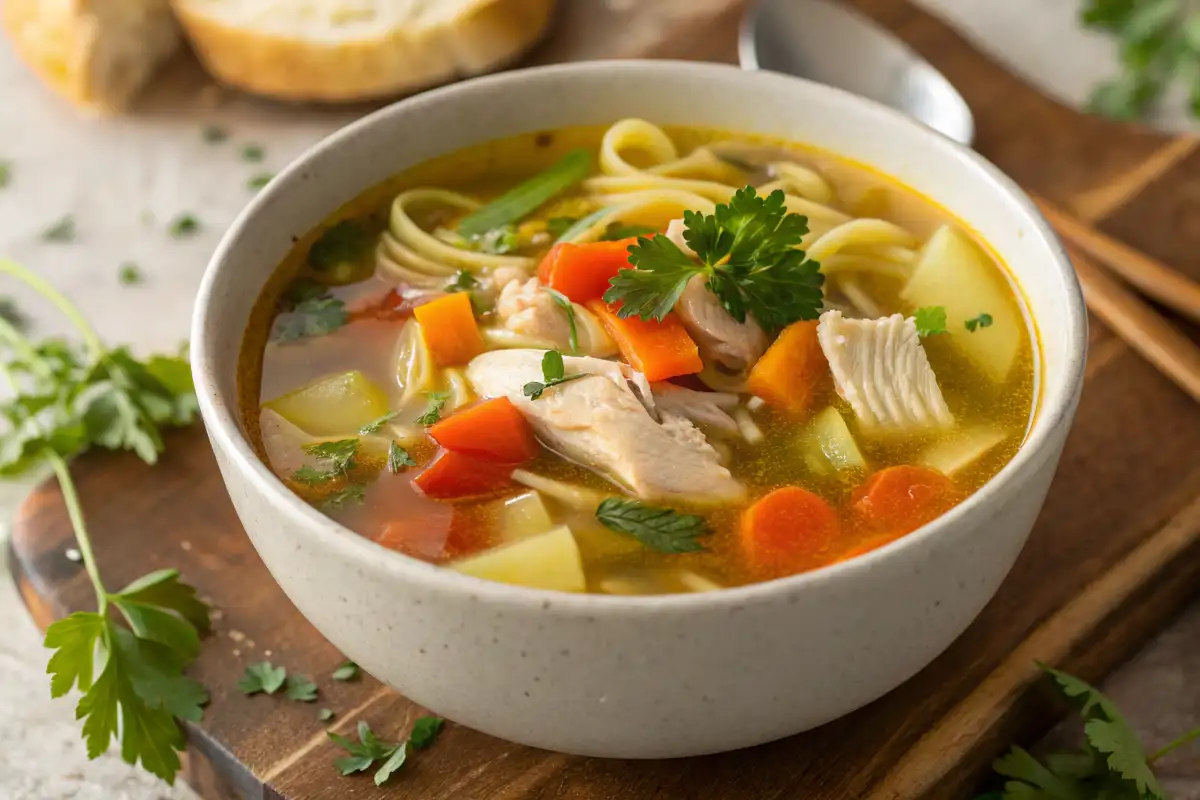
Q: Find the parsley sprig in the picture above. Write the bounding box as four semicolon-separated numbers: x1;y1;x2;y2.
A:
523;350;586;400
0;259;206;785
594;498;710;553
328;717;445;786
914;306;948;337
603;186;824;332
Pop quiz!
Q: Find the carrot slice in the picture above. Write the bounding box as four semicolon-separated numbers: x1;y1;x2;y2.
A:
412;449;515;500
740;487;841;578
746;320;827;416
851;465;958;536
429;398;538;464
412;292;485;366
537;237;641;303
586;300;703;381
377;506;493;562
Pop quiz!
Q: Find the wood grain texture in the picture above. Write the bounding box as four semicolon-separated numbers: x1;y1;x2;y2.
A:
9;1;1200;798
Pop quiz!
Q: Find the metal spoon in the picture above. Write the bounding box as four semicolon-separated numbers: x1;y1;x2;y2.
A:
738;0;1200;404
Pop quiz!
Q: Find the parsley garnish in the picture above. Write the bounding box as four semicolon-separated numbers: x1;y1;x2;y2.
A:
445;270;479;293
603;187;823;332
328;717;445;786
473;225;518;255
202;125;228;143
522;350;586;400
542;287;579;353
285;674;319;702
914;306;948;337
292;439;359;485
307;220;373;276
332;660;360;681
247;173;274;191
42;216;76;243
319;708;335;722
594;497;710;553
601;222;657;241
271;280;348;342
415;390;450;425
0;296;27;332
242;143;265;162
965;312;994;332
359;411;398;434
168;214;199;238
322;483;367;509
0;161;11;188
118;262;143;286
387;442;415;473
987;663;1198;799
238;661;287;695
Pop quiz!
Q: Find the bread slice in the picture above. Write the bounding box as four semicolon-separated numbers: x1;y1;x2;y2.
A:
170;0;557;103
2;0;181;112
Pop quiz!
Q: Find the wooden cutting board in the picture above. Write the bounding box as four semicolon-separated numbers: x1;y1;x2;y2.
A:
11;1;1200;798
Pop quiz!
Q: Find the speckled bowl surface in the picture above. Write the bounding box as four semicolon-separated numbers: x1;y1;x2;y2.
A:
191;61;1087;758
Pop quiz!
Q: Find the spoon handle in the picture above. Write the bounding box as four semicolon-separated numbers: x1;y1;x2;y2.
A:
1035;195;1200;325
1068;246;1200;403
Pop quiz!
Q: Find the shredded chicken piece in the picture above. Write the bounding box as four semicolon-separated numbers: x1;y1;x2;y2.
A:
650;382;739;435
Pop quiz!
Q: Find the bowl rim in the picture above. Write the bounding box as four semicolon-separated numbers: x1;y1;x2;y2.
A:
191;59;1086;613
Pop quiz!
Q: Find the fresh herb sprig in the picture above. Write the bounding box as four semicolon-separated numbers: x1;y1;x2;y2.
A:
523;350;586;400
387;442;415;473
603;186;823;333
0;259;207;784
965;312;994;332
914;306;948;337
1082;0;1200;121
594;498;710;553
272;280;348;342
415;390;451;425
329;717;445;786
983;663;1200;799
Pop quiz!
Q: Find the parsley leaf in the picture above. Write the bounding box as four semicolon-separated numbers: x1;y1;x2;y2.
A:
594;497;710;553
415;390;450;425
605;187;823;332
322;483;367;510
965;312;994;332
286;674;319;702
327;717;445;786
0;161;11;188
359;412;398;435
374;743;410;786
445;270;479;293
242;143;265;162
914;306;948;336
247;173;274;191
238;661;288;695
542;287;579;353
271;281;348;342
168;214;199;238
474;226;519;255
409;716;445;749
387;442;415;473
292;466;332;486
319;708;335;722
332;660;360;681
523;349;586;400
303;439;359;471
42;216;76;243
118;263;143;286
308;221;373;276
202;125;228;143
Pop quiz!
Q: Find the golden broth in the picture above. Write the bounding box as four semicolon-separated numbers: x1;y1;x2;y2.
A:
239;124;1038;594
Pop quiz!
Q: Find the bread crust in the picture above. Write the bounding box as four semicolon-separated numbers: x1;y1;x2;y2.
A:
171;0;556;103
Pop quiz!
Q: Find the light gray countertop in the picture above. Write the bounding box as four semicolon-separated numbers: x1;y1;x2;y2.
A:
0;3;1196;797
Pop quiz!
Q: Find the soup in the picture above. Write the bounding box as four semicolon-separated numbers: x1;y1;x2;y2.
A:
239;120;1036;595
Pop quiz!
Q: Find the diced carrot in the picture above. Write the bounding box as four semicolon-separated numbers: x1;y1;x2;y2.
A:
412;292;485;366
586;300;703;381
746;320;827;417
412;449;515;500
429;397;538;464
376;506;493;562
537;237;641;303
740;487;841;578
851;465;958;536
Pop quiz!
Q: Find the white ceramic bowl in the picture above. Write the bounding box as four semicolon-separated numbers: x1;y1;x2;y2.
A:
192;61;1086;758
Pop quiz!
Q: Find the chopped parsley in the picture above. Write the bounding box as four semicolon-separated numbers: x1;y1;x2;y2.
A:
523;349;586;400
118;262;143;286
332;660;360;681
168;214;199;238
41;216;76;243
292;439;359;486
913;306;948;337
542;287;579;353
238;661;287;695
247;173;274;191
285;674;319;702
307;220;373;278
318;708;335;722
387;442;415;473
965;312;994;332
594;498;710;553
415;390;450;425
359;411;399;435
472;225;518;255
603;186;823;332
321;483;367;510
202;125;228;144
0;161;10;188
445;270;479;293
328;717;445;786
272;280;348;342
242;143;265;162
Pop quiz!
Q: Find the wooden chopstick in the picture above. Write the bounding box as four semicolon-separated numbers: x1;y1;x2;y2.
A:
1067;245;1200;403
1035;195;1200;325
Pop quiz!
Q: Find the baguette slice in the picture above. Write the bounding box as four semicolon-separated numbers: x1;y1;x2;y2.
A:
170;0;557;103
2;0;181;112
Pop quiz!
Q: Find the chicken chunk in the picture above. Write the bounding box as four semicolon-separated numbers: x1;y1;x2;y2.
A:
495;277;616;356
466;350;745;505
816;311;953;434
677;275;769;383
650;382;740;436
